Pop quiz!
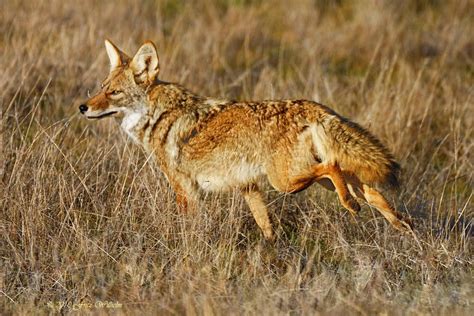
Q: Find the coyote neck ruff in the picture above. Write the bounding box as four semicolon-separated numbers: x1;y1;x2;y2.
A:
79;40;412;240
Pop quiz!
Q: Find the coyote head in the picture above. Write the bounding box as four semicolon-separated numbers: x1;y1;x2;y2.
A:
79;40;159;119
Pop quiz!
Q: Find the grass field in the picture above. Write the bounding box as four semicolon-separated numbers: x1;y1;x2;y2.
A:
1;0;473;314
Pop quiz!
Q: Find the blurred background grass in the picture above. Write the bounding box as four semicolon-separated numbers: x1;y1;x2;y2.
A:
1;0;472;314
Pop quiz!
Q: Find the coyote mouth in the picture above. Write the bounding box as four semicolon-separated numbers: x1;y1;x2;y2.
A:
87;111;118;119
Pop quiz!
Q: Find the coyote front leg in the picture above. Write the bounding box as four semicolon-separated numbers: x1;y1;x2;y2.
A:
241;184;274;241
167;175;199;213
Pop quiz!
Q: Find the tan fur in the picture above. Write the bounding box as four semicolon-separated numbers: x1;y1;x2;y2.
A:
80;40;412;240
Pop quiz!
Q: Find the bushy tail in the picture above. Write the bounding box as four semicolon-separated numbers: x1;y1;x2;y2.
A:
319;114;400;188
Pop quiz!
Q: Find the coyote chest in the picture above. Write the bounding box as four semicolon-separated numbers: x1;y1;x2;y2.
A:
121;111;145;143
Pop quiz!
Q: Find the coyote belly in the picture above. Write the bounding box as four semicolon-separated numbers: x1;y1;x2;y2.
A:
195;159;264;192
79;40;412;240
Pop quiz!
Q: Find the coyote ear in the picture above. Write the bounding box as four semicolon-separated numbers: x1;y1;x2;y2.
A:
104;39;130;71
130;41;160;83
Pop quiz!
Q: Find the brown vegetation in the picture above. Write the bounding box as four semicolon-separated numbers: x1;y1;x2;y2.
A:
1;0;472;314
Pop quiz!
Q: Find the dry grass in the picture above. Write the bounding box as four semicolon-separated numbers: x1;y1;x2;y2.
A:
1;0;473;314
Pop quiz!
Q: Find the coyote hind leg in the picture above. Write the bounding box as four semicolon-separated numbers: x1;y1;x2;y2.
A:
268;163;361;216
344;173;412;232
241;184;274;241
311;164;361;216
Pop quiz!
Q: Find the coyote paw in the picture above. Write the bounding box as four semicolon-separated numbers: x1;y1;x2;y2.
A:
396;218;414;233
343;196;361;216
263;229;275;242
388;213;414;234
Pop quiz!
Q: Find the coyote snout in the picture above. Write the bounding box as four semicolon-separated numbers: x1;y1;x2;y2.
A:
80;39;413;240
79;104;88;114
79;89;122;119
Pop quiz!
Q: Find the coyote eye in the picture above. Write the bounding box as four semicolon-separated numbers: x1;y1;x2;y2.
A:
110;90;122;95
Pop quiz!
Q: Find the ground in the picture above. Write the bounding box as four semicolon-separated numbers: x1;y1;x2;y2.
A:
1;0;472;314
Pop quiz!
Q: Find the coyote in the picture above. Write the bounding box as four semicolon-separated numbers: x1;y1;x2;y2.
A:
79;40;412;240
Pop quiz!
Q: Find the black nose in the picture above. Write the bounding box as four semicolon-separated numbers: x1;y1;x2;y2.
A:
79;104;88;114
